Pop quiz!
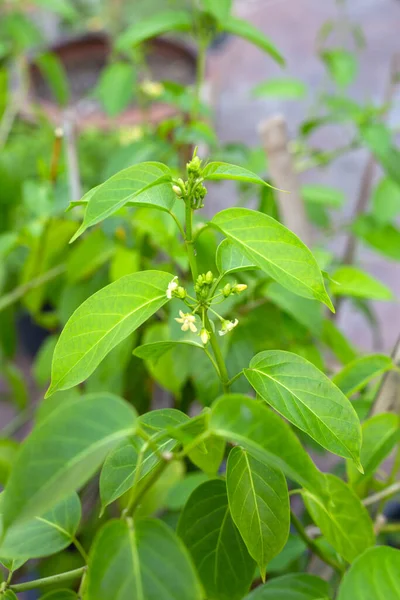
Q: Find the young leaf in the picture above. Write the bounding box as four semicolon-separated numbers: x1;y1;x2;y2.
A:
100;409;188;511
372;177;400;225
252;78;307;100
243;573;330;600
210;395;327;497
211;208;333;309
1;393;137;529
35;52;70;107
203;162;269;186
216;239;257;275
95;61;135;117
337;546;400;600
330;266;393;300
133;340;205;362
0;493;80;561
223;17;284;65
226;447;290;579
302;184;345;207
202;0;231;20
245;351;362;467
86;518;202;600
347;413;400;488
165;472;210;511
116;10;192;50
189;433;226;476
47;270;172;396
178;479;255;600
303;474;375;563
321;49;358;87
70;163;174;242
353;215;400;261
333;354;394;397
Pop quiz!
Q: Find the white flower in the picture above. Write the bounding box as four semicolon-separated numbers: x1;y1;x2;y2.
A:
175;310;198;333
219;318;239;336
200;328;210;345
233;283;248;294
166;276;179;299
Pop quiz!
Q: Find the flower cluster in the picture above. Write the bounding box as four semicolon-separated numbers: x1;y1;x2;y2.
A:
166;277;186;300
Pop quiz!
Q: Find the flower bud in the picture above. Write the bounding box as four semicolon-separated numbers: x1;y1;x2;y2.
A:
205;271;214;284
176;286;187;299
200;328;210;345
232;283;248;294
187;155;202;177
172;185;182;197
223;283;232;297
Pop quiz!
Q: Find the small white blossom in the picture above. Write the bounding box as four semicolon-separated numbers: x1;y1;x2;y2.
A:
200;328;210;345
175;310;198;333
166;276;179;299
219;318;239;336
233;283;247;294
172;184;182;196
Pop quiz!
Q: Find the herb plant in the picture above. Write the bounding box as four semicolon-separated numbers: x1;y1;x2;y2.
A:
0;148;399;600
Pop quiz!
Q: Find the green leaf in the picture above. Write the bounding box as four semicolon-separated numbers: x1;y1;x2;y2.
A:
1;363;28;410
189;433;226;476
337;546;400;600
211;208;333;309
267;534;307;573
372;177;400;224
321;49;358;87
116;10;192;50
35;52;70;107
226;447;290;578
252;78;307;99
303;474;375;563
2;591;17;600
0;493;80;561
67;229;114;284
223;17;284;65
202;0;232;21
347;413;400;488
33;335;58;387
86;518;202;600
322;320;357;365
178;479;255;600
216;239;257;275
330;266;393;300
353;215;400;260
245;350;362;466
360;124;400;186
165;472;209;510
95;62;135;117
134;340;205;362
203;162;269;186
265;283;323;336
244;573;330;599
302;184;345;207
70;162;174;242
1;393;137;529
210;395;327;497
0;439;18;486
110;246;140;281
100;409;188;511
332;354;393;397
47;270;172;396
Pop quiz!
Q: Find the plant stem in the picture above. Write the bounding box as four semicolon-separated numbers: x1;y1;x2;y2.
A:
290;510;344;573
184;201;198;281
10;567;86;592
226;371;244;387
0;264;66;313
363;482;400;507
192;37;207;122
126;458;169;517
72;537;89;563
205;314;230;394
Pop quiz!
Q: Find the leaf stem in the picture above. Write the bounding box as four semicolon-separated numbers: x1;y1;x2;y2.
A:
72;536;89;563
10;567;86;592
205;314;230;394
363;482;400;507
226;371;245;387
290;510;344;573
168;210;186;239
184;201;198;281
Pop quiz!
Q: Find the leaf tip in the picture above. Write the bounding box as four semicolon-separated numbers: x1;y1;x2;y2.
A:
69;225;85;244
354;460;364;474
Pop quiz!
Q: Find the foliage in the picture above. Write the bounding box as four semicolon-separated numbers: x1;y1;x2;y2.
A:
0;0;399;598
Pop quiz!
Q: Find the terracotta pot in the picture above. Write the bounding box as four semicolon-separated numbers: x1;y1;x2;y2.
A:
24;33;198;130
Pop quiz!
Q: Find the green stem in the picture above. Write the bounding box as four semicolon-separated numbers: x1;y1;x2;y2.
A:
363;482;400;507
205;314;230;394
168;209;186;239
184;201;198;281
192;37;207;122
226;371;244;387
290;511;344;574
126;459;169;517
72;537;89;563
10;567;86;592
0;264;66;313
